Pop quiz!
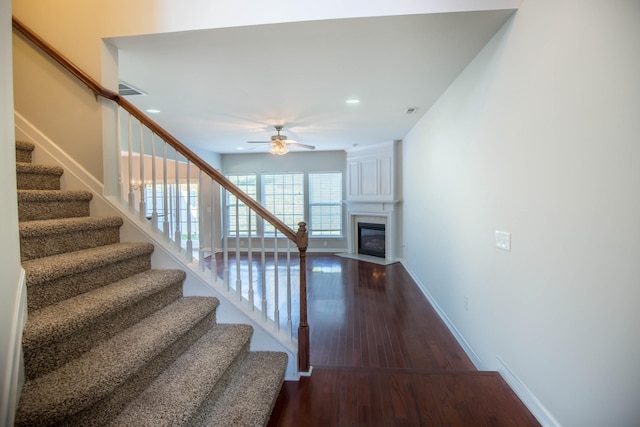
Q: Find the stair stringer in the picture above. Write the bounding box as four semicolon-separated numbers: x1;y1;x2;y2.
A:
15;112;301;381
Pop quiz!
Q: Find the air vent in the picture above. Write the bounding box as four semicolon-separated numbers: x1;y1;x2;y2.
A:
118;82;146;96
405;107;419;115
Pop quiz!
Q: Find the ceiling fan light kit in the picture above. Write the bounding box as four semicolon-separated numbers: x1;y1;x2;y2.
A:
248;125;315;155
269;140;289;155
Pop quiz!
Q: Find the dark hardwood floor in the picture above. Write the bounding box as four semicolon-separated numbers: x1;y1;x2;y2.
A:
267;254;540;426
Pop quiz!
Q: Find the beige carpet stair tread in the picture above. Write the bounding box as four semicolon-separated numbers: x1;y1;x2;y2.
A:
18;189;93;220
111;323;254;427
22;242;154;286
15;297;219;426
17;189;93;202
16;140;35;151
20;216;124;261
195;351;288;427
16;161;64;176
15;141;35;163
19;216;123;236
23;269;187;350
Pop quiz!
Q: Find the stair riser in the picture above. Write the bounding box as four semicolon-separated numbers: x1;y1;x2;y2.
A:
17;173;61;190
27;255;152;311
194;352;288;427
16;148;32;163
24;281;184;381
64;314;216;427
20;227;121;261
19;200;91;221
186;342;251;427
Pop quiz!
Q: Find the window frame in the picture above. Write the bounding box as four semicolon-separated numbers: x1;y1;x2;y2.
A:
223;170;344;238
261;172;305;236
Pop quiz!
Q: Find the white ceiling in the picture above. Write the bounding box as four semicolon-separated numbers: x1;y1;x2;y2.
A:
111;10;515;155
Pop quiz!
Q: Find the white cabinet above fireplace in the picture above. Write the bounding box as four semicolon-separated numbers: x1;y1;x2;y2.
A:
346;141;396;202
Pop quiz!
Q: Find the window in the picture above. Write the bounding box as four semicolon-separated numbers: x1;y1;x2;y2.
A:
262;173;304;234
223;171;343;238
226;174;257;236
309;172;343;237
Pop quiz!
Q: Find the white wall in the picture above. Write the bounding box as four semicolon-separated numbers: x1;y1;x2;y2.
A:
402;1;640;426
222;150;345;174
0;0;26;424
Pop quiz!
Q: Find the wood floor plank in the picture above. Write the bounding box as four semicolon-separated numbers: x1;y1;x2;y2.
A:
262;254;539;426
271;368;540;427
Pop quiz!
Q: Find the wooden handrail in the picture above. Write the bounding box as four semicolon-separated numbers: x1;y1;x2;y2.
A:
13;15;310;373
12;16;299;244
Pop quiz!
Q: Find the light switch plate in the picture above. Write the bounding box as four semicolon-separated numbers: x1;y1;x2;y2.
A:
495;231;511;251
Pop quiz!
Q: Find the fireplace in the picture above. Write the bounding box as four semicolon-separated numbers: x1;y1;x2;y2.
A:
358;222;386;258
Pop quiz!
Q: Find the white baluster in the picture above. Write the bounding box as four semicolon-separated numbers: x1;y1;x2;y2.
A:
185;161;193;262
116;108;124;202
222;188;229;291
174;150;181;250
287;238;293;340
247;208;254;311
198;170;204;271
273;229;280;330
210;178;218;282
150;134;158;231
127;114;135;211
261;219;267;321
235;197;241;300
139;123;146;221
162;142;170;240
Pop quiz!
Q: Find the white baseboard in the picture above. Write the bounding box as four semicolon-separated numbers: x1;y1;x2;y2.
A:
496;358;560;427
399;259;485;369
0;269;27;427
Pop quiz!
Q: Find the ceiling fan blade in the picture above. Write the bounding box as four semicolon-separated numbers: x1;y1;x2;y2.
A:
247;141;271;144
287;142;316;150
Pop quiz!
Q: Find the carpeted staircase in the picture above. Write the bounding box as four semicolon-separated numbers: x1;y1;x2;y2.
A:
14;140;287;426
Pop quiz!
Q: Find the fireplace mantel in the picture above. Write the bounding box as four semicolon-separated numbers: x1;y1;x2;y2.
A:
344;200;400;262
343;200;400;210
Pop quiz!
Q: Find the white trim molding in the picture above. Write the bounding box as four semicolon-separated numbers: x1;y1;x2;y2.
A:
496;358;560;427
0;269;27;427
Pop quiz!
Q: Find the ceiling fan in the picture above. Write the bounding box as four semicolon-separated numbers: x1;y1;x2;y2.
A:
247;125;315;155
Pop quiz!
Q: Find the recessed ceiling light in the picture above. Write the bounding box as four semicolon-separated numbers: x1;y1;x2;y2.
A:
236;147;245;151
345;99;360;104
146;109;161;114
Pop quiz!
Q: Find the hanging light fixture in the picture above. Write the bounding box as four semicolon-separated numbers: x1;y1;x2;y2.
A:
269;139;289;155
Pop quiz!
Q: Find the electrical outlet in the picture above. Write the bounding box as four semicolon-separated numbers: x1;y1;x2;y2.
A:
495;231;511;251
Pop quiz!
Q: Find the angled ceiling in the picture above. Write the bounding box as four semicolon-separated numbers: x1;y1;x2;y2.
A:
111;10;515;154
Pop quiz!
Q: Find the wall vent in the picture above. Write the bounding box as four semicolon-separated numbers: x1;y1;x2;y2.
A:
118;82;146;96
